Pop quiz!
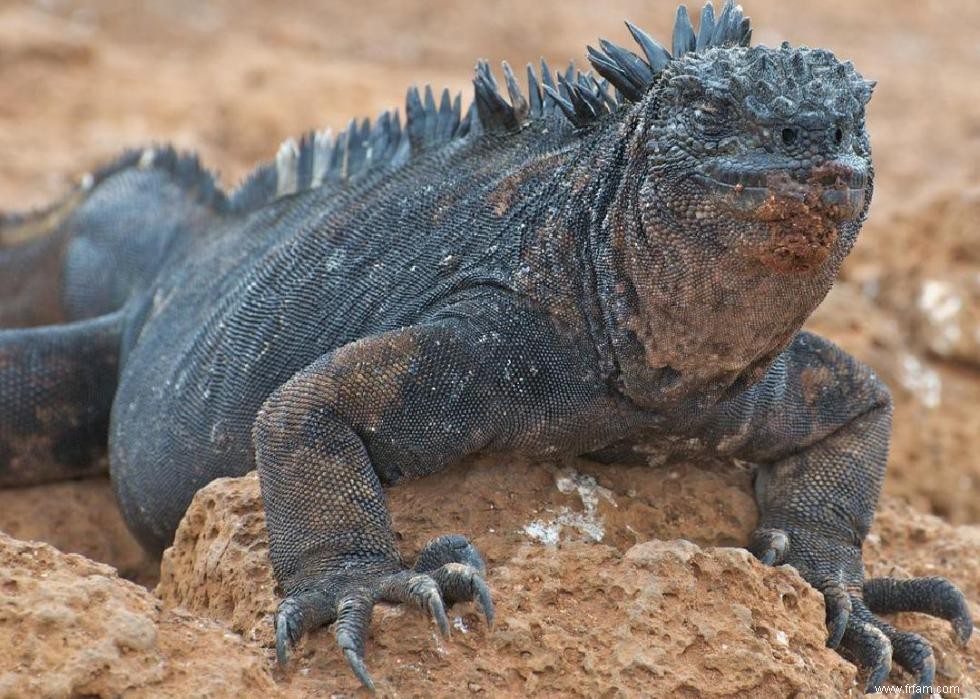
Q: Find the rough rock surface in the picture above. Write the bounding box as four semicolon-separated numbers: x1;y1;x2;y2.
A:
4;458;976;697
156;459;979;697
161;467;829;698
0;531;279;699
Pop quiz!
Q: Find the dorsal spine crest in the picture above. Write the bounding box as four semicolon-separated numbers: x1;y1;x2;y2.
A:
225;2;757;214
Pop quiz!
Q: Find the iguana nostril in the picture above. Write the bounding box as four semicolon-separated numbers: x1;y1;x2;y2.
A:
781;127;800;146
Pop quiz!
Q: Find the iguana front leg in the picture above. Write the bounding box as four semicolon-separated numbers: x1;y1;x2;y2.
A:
252;297;610;688
698;331;972;692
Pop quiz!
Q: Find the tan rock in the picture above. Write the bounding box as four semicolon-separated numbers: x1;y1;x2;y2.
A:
157;474;278;646
157;458;978;697
3;456;975;698
157;456;758;644
0;532;280;699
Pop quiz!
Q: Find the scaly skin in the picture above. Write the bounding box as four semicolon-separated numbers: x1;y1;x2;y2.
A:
0;1;970;692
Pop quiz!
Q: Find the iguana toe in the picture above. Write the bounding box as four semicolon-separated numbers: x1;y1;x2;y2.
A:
414;534;487;574
413;534;495;626
375;570;452;636
847;592;941;692
840;602;894;693
864;576;974;645
429;563;495;628
275;591;338;667
274;597;302;666
273;535;493;690
820;582;852;649
883;627;935;690
747;526;965;692
334;592;378;691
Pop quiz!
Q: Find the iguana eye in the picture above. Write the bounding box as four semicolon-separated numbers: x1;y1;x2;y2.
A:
692;104;729;135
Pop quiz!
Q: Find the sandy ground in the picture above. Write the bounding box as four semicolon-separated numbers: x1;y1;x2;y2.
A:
1;0;979;217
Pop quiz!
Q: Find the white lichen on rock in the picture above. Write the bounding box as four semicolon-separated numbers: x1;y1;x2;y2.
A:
523;469;615;544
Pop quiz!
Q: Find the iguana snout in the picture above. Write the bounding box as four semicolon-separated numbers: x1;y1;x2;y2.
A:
689;157;869;273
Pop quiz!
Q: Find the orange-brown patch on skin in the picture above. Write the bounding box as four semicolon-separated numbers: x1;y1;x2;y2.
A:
570;166;592;195
487;152;565;217
754;172;840;274
430;189;461;224
760;205;837;274
515;217;587;331
800;364;834;405
288;330;423;434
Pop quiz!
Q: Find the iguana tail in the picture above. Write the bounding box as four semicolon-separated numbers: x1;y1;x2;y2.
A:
0;147;227;328
0;308;123;487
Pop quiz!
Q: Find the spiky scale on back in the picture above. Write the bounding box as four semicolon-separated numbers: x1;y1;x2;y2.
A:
673;5;697;58
224;0;759;215
625;20;672;73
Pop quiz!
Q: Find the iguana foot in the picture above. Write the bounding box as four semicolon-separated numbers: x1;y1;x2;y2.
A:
274;535;493;691
750;527;972;693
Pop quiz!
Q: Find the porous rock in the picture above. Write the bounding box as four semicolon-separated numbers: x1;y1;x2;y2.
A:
0;532;280;699
159;460;857;696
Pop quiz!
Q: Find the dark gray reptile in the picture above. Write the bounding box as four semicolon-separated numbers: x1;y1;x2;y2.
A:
0;1;972;692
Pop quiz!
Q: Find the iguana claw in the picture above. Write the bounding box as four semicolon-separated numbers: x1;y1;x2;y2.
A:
343;648;375;692
274;599;299;666
821;582;851;650
751;526;972;693
273;534;493;690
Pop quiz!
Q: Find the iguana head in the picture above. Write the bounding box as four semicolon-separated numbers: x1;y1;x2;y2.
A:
641;43;875;274
574;1;875;275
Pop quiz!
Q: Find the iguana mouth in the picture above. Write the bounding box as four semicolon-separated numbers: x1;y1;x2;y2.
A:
697;161;868;223
694;162;869;273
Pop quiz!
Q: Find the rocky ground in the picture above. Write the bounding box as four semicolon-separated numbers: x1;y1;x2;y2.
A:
2;461;977;697
0;0;977;696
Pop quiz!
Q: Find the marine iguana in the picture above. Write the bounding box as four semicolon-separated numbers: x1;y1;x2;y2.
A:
0;1;972;692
